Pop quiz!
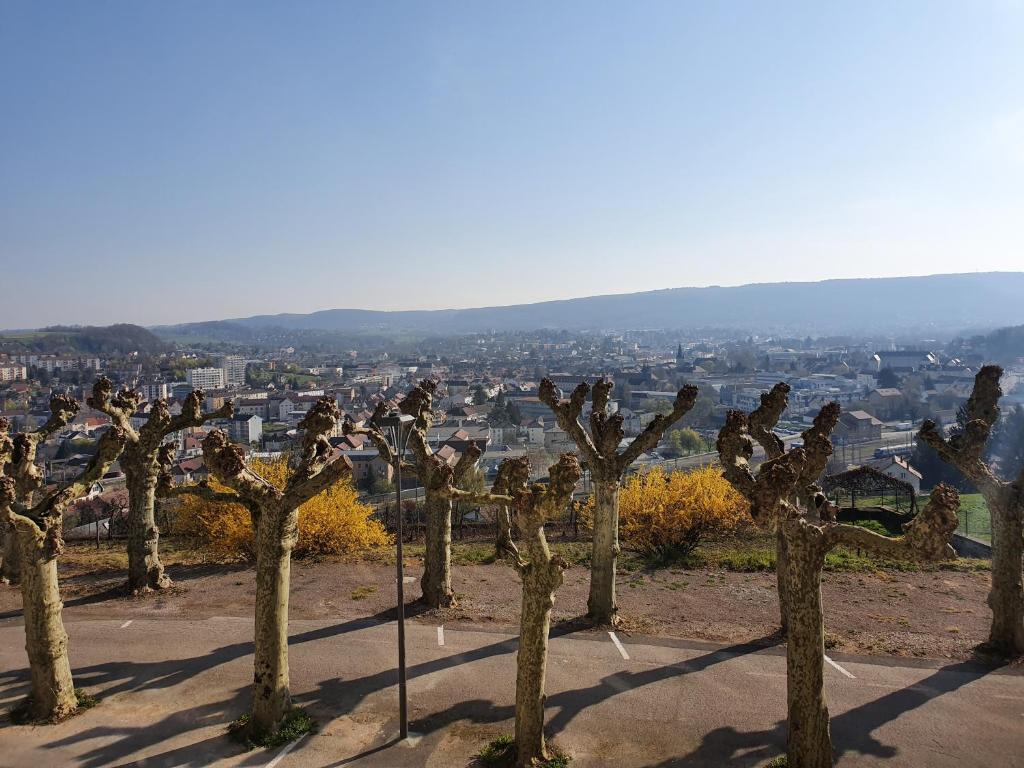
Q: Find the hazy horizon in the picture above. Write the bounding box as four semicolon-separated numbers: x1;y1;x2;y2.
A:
3;2;1023;327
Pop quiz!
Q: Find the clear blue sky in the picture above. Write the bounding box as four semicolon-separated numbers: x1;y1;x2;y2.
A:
2;1;1022;328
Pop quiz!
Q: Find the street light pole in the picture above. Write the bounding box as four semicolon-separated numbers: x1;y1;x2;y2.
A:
381;411;414;741
394;450;407;740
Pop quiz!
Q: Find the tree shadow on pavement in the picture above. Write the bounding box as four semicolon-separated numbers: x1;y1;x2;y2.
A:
294;632;781;767
0;610;406;767
645;659;1005;766
43;688;251;768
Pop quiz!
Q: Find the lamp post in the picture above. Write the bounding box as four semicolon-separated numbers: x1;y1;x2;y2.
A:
379;411;415;740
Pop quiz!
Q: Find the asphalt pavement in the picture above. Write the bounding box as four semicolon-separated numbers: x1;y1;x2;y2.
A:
1;611;1022;768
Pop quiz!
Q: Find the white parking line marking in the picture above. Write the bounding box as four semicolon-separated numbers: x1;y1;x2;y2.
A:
437;626;445;646
120;620;133;629
609;631;630;660
824;654;855;679
265;732;308;768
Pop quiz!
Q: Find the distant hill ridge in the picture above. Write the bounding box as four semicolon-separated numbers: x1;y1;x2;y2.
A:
0;324;166;355
158;272;1024;337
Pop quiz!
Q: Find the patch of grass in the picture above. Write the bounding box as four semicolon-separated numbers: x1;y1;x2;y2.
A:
478;735;515;766
764;757;788;767
350;585;377;601
477;736;569;767
850;519;890;536
229;708;316;749
75;688;99;710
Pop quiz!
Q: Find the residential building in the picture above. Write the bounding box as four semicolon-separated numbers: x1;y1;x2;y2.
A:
834;410;883;443
0;364;27;382
187;367;225;391
217;355;247;388
228;414;263;445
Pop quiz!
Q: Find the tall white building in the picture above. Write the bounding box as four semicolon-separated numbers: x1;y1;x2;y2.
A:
218;355;246;388
187;367;225;391
137;382;171;402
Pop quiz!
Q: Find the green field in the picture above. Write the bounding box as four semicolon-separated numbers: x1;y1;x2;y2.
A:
836;491;991;543
955;493;991;542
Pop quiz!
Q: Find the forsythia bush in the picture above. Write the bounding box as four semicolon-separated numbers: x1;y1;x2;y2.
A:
583;465;750;558
175;458;390;560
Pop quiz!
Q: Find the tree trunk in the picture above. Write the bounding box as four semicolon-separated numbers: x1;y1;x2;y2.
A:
515;562;558;766
587;478;619;624
250;505;297;737
782;525;832;768
776;528;790;634
1;522;20;583
15;524;77;721
496;503;515;555
126;466;170;594
421;494;454;608
987;499;1024;656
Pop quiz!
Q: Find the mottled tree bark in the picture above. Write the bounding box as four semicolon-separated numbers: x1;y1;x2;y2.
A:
251;504;299;732
988;499;1024;653
493;457;530;560
920;365;1024;657
202;397;352;739
0;419;126;722
508;454;581;767
89;378;233;594
345;381;510;609
1;524;19;583
10;513;76;721
540;378;697;625
421;495;453;608
782;523;831;768
749;383;793;633
719;397;959;767
588;479;619;622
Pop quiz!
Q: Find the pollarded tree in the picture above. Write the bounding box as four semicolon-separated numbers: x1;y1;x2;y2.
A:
503;453;582;768
200;396;354;738
492;455;530;560
1;395;81;584
88;377;233;593
0;424;126;721
718;402;959;768
346;380;509;608
919;364;1024;656
539;377;698;624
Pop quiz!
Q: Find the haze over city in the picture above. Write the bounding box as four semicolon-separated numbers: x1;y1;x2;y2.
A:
3;1;1024;327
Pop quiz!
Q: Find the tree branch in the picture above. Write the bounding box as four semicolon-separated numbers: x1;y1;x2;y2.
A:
825;483;959;561
202;430;281;506
88;377;140;440
22;426;127;543
919;365;1004;493
617;384;699;471
539;379;599;465
747;383;790;461
452;442;482;484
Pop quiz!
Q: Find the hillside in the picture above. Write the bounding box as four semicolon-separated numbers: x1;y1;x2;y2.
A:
156;272;1024;338
0;324;166;356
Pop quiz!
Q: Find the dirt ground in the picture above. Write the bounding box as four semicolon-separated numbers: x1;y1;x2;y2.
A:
0;540;995;661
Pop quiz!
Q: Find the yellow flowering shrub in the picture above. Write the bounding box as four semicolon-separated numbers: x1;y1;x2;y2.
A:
174;457;390;561
582;465;750;558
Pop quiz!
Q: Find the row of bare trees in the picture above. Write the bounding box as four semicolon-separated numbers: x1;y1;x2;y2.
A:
1;370;1019;768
